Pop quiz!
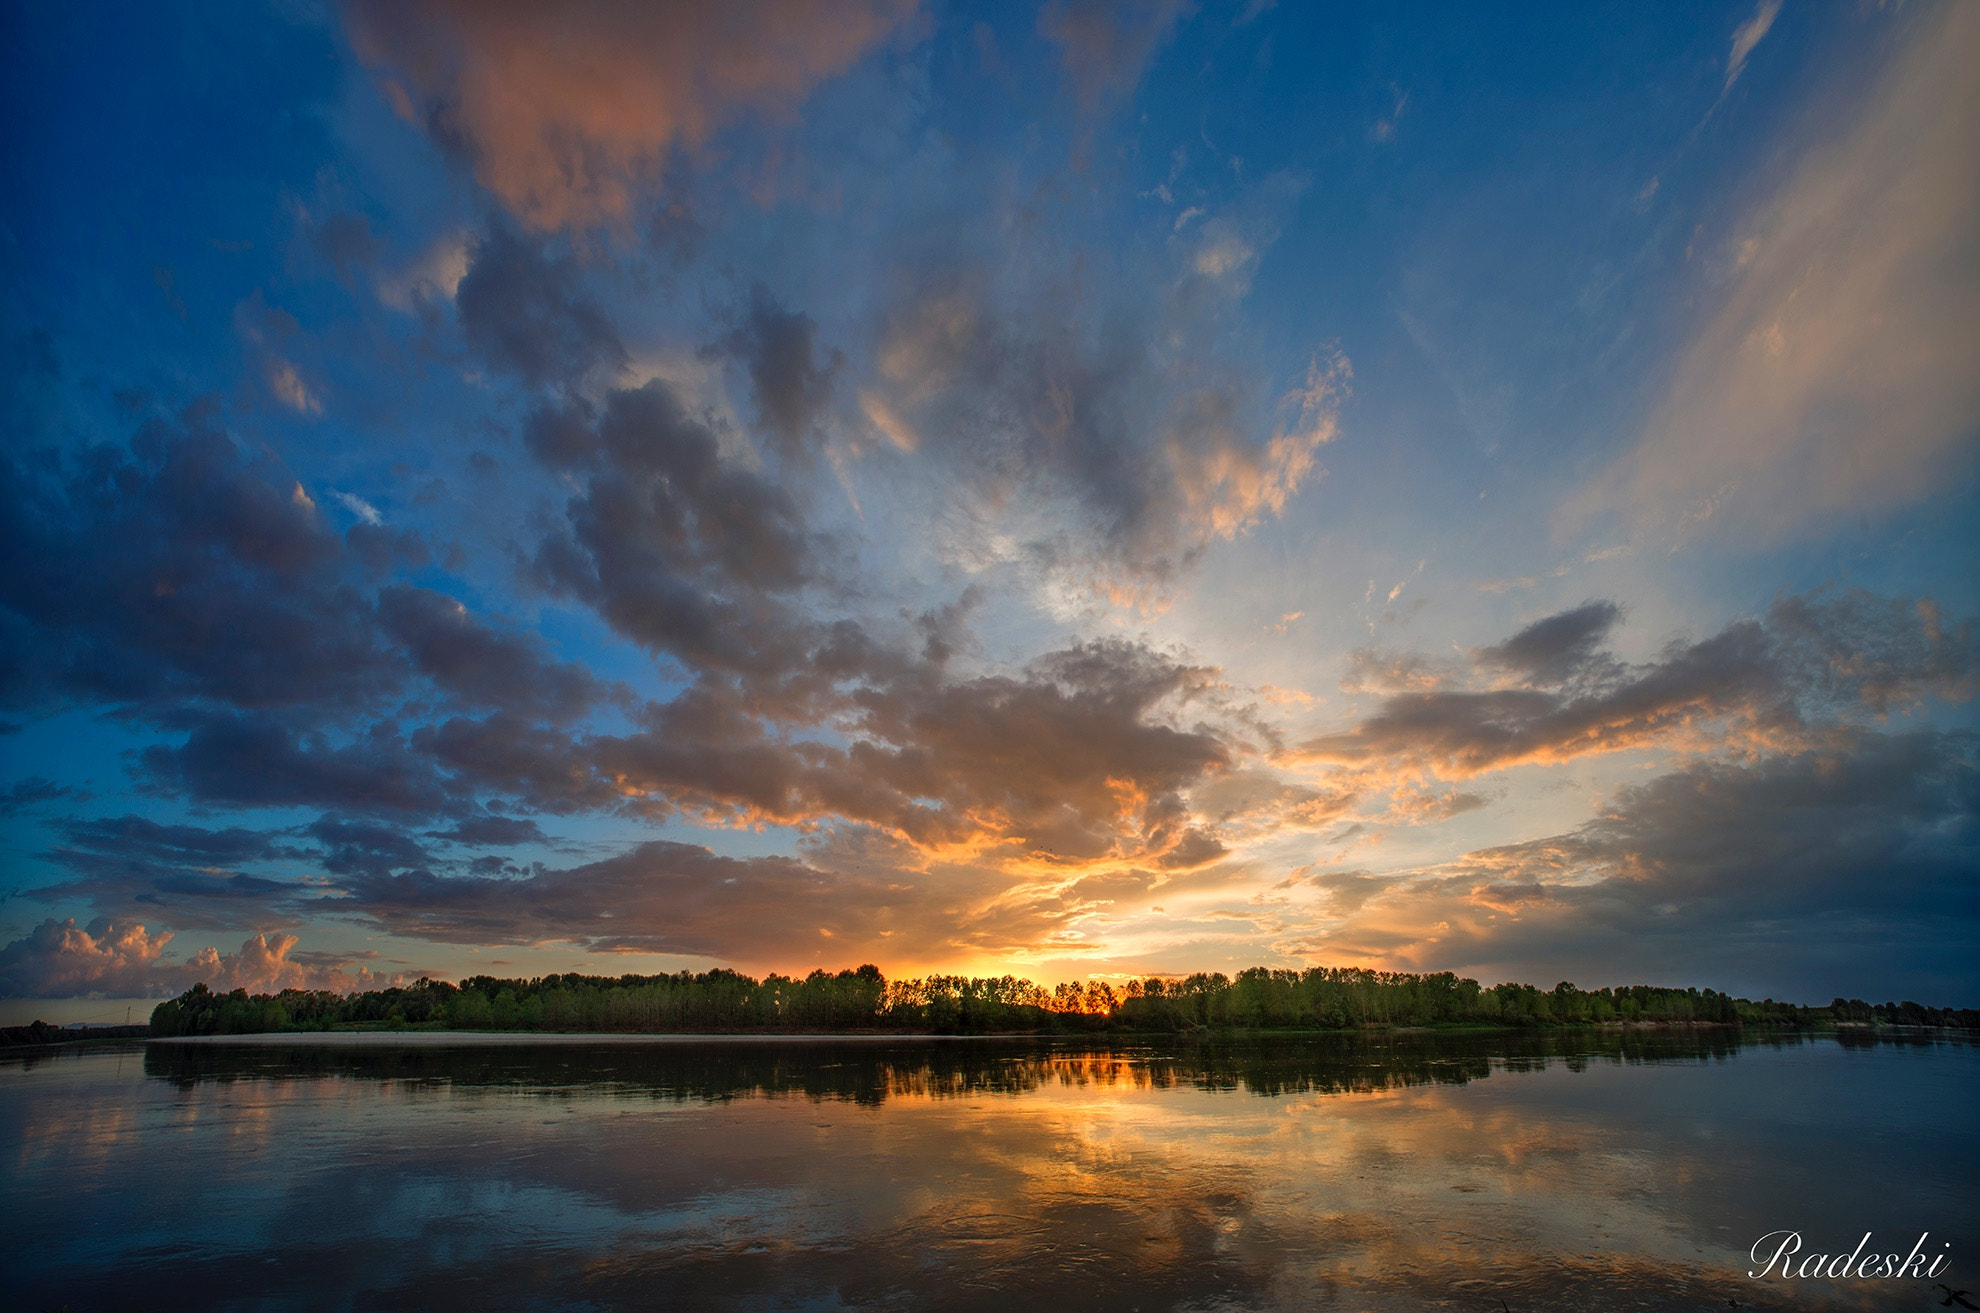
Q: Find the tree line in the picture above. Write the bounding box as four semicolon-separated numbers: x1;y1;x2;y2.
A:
145;962;1980;1037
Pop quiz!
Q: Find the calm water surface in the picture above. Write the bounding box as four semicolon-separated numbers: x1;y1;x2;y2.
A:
2;1030;1972;1311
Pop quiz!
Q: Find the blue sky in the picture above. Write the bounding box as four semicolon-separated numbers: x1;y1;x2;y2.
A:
2;0;1975;1017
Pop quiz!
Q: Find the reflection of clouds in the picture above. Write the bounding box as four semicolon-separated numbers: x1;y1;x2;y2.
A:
11;1038;1969;1308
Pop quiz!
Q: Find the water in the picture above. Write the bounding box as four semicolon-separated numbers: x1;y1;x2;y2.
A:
2;1030;1972;1310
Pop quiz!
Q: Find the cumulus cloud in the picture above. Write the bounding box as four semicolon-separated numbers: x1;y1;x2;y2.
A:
345;0;917;231
0;918;412;998
454;225;628;388
180;932;409;995
711;283;842;460
1574;1;1980;543
861;255;1346;600
377;584;603;722
0;918;176;998
0;404;393;715
0;408;611;825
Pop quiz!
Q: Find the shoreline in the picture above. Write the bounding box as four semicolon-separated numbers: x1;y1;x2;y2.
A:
9;1022;1970;1052
148;1021;1854;1048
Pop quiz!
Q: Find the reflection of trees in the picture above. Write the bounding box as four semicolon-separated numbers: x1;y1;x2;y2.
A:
152;966;1962;1041
135;1028;1905;1105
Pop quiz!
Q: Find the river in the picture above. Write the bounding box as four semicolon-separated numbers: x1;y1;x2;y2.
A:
2;1028;1971;1310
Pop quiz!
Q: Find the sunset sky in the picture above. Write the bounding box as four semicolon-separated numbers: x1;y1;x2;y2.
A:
3;0;1975;1016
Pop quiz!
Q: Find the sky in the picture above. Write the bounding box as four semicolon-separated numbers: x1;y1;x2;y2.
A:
2;0;1975;1018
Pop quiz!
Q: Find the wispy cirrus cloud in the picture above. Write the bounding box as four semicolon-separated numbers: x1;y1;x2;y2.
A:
1573;1;1980;545
1722;0;1782;95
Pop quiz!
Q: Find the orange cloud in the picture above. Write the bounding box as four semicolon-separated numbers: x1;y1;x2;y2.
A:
345;0;917;231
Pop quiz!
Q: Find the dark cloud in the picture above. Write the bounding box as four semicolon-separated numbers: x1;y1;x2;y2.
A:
834;640;1229;860
0;405;394;716
1477;600;1623;685
0;777;85;818
411;712;624;816
312;210;383;283
454;226;628;388
139;713;455;817
31;816;300;932
60;815;279;866
377;584;603;722
427;812;548;848
1303;591;1973;777
0;409;629;831
713;283;842;459
306;815;434;877
526;379;826;679
550;637;1234;869
1321;730;1980;1002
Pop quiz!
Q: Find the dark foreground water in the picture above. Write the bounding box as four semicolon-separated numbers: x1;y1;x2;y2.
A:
2;1030;1973;1311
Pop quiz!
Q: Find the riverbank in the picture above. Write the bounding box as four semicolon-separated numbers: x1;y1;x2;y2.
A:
143;1020;1939;1047
1;1022;151;1048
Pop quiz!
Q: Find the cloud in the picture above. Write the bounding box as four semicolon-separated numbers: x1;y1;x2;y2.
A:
1039;0;1191;113
136;711;464;820
711;283;842;460
1295;729;1979;1002
344;0;917;232
0;776;84;818
0;404;396;716
1573;2;1980;544
0;407;617;827
1170;352;1347;543
427;812;547;848
554;635;1234;866
179;932;410;994
1300;592;1972;778
377;584;604;722
861;249;1345;599
0;918;413;998
323;835;1113;969
31;815;307;931
1477;600;1623;686
312;210;384;283
0;918;176;998
306;815;435;878
376;230;471;311
1723;0;1781;95
454;225;628;388
525;378;825;680
331;490;383;525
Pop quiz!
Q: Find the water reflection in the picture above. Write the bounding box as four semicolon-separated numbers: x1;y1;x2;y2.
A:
3;1031;1972;1312
138;1026;1778;1103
